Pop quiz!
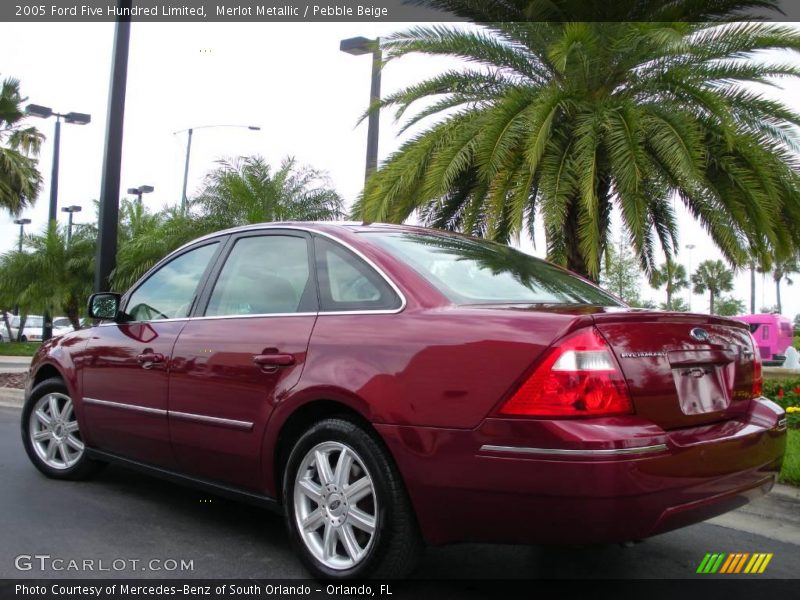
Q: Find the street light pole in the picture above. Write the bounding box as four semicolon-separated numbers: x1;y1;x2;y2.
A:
340;36;382;185
685;244;696;312
127;185;154;204
175;124;260;213
25;105;91;227
12;218;30;317
181;127;193;212
95;0;132;297
61;205;82;244
13;218;30;253
25;104;90;342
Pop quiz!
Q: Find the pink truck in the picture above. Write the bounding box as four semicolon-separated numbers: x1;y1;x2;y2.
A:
735;313;795;365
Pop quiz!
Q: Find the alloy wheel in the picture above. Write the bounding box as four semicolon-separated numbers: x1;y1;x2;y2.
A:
28;392;84;470
293;441;378;570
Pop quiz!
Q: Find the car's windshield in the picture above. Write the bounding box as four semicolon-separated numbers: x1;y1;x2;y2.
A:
365;231;622;307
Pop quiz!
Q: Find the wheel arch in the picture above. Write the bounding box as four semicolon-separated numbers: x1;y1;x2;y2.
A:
267;396;401;505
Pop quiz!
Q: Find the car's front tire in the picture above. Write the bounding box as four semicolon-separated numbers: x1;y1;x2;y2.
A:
283;417;422;579
21;377;104;480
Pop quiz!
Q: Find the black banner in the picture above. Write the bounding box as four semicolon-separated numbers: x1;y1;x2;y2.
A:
1;580;799;600
4;0;800;23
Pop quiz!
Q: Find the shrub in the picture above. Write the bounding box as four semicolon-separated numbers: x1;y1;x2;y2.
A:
762;377;800;429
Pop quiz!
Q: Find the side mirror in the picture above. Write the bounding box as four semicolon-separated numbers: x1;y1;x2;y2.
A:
87;293;121;320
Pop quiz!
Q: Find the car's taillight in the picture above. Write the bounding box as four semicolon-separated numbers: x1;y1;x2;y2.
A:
499;327;633;418
748;332;763;398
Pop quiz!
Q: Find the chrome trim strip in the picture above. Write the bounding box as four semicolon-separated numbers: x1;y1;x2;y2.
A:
83;397;254;431
479;443;669;457
82;397;167;416
777;418;787;431
170;411;253;431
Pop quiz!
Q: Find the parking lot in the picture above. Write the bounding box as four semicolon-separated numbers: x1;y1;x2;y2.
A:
0;405;797;580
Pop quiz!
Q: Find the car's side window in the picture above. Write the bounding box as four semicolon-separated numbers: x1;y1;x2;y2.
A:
125;242;219;322
314;237;402;312
205;235;313;316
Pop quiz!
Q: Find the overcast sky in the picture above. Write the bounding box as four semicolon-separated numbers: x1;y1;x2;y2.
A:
1;21;799;320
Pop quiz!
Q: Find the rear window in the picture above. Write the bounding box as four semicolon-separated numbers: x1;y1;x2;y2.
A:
364;232;622;306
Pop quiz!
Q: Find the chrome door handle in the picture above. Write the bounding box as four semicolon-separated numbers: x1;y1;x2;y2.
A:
252;353;295;367
137;352;164;368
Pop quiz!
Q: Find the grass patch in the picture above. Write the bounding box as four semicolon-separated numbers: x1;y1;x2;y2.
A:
780;429;800;486
0;342;40;356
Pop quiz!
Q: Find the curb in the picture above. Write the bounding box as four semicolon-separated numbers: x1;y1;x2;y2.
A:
0;387;24;408
0;355;32;364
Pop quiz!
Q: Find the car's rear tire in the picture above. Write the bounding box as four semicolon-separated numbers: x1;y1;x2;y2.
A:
20;335;27;342
283;417;422;579
21;377;104;480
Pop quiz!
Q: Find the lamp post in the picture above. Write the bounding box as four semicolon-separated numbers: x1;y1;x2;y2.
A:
127;184;154;204
61;205;82;244
175;124;260;212
340;36;382;186
685;244;696;312
13;218;31;253
25;104;91;227
26;104;90;342
12;218;30;317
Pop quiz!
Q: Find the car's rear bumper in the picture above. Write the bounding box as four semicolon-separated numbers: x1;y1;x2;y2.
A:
375;397;786;545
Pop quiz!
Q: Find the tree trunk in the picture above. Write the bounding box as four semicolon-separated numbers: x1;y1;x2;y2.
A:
750;265;756;314
775;274;782;314
15;315;26;342
2;311;13;341
66;298;82;331
709;291;715;315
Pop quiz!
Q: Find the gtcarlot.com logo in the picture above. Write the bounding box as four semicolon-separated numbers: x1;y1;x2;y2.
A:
14;554;194;572
696;552;773;574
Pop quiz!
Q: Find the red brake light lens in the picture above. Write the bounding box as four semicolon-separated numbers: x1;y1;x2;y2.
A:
499;327;633;418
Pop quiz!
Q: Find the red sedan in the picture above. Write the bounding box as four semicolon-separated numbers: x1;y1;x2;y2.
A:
21;222;786;579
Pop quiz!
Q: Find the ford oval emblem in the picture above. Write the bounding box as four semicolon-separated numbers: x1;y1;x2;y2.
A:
690;327;710;342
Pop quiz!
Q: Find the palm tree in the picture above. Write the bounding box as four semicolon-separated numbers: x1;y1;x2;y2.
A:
651;260;688;310
0;222;95;329
112;156;345;291
195;156;345;227
692;259;734;315
355;3;800;281
0;76;44;215
772;254;799;315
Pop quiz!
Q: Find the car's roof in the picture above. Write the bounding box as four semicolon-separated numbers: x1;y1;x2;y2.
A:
184;221;446;248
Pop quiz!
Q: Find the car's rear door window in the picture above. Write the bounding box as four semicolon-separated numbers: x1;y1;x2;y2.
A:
205;234;314;316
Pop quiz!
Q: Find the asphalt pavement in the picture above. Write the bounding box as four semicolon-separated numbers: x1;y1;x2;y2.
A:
0;406;797;579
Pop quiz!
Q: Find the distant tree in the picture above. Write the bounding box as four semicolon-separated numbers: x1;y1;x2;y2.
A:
651;260;689;310
0;76;43;215
692;260;734;315
0;222;95;329
629;298;657;309
772;255;799;315
760;305;779;314
600;241;642;305
793;313;800;332
659;297;689;312
195;156;345;227
715;295;746;316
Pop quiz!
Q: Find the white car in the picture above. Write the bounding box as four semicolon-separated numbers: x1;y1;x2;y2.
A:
8;315;74;342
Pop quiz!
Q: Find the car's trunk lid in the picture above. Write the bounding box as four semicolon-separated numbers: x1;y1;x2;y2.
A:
591;311;757;430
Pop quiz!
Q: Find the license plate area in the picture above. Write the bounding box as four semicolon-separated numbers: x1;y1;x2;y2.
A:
671;366;730;415
668;350;734;416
